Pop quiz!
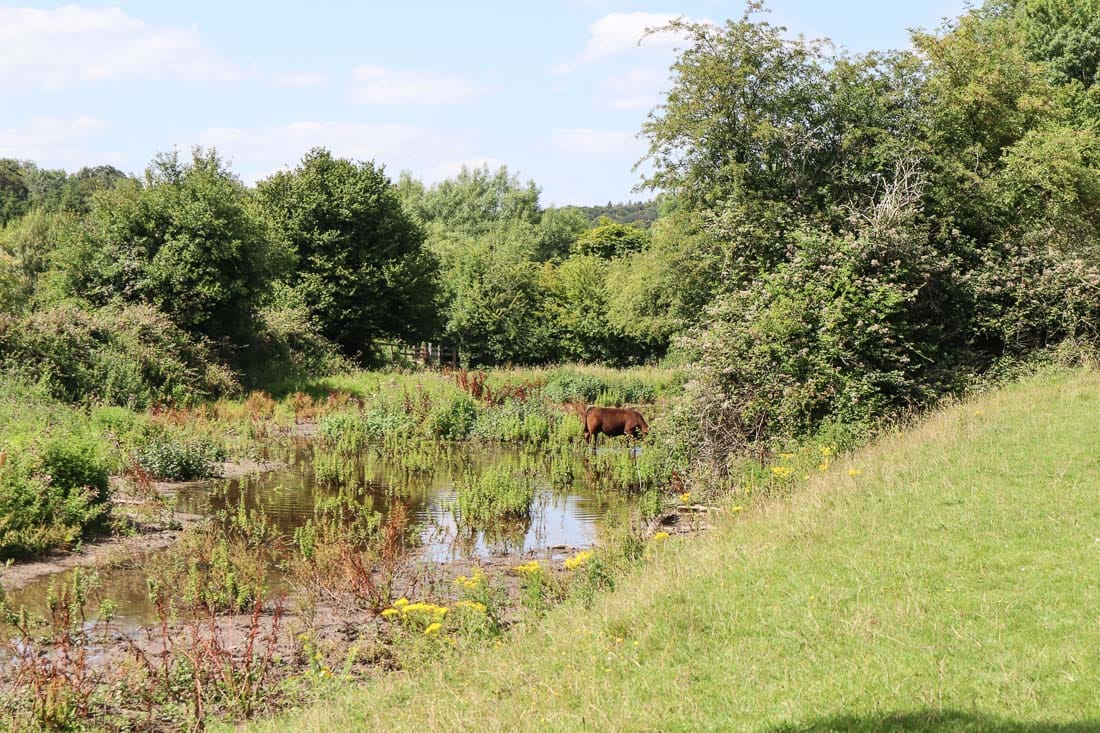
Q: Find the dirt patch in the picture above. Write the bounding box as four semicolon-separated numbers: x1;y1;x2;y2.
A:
2;457;288;593
143;456;286;495
0;512;203;592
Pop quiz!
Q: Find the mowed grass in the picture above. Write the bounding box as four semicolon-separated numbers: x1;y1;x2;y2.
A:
244;369;1100;732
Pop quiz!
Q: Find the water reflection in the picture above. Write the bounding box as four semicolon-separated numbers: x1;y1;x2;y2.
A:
5;439;633;627
173;438;622;562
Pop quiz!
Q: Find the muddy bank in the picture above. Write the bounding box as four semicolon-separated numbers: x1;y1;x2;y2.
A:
1;457;286;592
0;513;202;591
149;456;286;495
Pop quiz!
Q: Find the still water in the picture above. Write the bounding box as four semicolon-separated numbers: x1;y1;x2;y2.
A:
5;438;633;625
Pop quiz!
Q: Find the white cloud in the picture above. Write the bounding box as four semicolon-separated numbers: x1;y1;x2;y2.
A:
552;12;686;74
603;66;666;111
0;116;121;168
0;5;242;89
198;121;478;183
550;128;642;158
350;65;482;105
272;72;328;88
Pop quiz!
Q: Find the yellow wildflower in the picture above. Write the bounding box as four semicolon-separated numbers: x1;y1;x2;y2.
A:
817;462;829;472
564;550;594;571
731;505;744;512
454;568;486;590
514;560;542;576
847;468;862;477
393;597;409;609
770;465;794;478
653;531;670;542
424;622;442;636
679;491;692;504
820;445;834;457
779;452;795;459
454;600;487;614
381;608;399;619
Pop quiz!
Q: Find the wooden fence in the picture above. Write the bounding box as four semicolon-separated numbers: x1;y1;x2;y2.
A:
372;341;458;369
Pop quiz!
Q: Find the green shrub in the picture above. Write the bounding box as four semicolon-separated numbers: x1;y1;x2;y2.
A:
544;374;606;403
456;466;535;524
544;373;657;405
678;221;967;466
472;399;551;443
248;284;353;389
428;393;481;440
318;412;369;454
0;304;238;408
137;437;226;481
362;405;417;440
0;428;111;559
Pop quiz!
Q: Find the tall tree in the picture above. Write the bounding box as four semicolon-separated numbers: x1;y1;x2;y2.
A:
257;148;440;359
55;148;278;349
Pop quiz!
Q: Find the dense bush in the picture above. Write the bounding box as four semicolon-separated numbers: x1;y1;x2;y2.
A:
318;412;370;454
0;304;238;408
249;285;353;388
53;149;282;349
0;427;111;559
680;215;963;461
471;399;552;443
136;437;226;481
428;393;481;440
543;373;657;405
644;6;1100;471
455;466;535;524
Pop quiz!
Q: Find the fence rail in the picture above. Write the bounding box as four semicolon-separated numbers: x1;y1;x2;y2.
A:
372;341;458;369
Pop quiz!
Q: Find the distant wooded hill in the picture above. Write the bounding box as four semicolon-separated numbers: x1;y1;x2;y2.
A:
564;200;658;228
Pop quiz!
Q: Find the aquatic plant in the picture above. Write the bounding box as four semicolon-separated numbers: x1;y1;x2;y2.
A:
137;436;226;481
455;466;535;524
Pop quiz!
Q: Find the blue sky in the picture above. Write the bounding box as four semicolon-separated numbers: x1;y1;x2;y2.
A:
0;1;963;205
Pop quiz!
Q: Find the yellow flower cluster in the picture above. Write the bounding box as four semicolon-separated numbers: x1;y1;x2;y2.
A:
380;597;448;628
819;445;834;457
424;622;442;636
679;491;693;504
770;465;794;478
514;560;542;576
653;531;670;542
847;468;862;477
454;600;487;614
564;550;594;571
454;568;487;591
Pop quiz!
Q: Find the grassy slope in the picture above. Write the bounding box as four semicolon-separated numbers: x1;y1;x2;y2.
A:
248;369;1100;732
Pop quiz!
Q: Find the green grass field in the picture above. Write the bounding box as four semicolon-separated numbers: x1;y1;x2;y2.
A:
244;368;1100;732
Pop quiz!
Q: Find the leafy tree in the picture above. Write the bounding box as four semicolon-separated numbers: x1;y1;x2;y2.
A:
0;208;79;312
257;148;439;359
0;159;29;228
436;235;552;365
60;165;132;213
565;200;660;228
415;165;540;234
640;7;928;282
572;221;649;259
1006;0;1100;87
54;148;278;350
545;255;614;362
533;206;588;261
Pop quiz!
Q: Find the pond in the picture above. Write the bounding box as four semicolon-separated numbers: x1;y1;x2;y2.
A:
3;437;640;628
